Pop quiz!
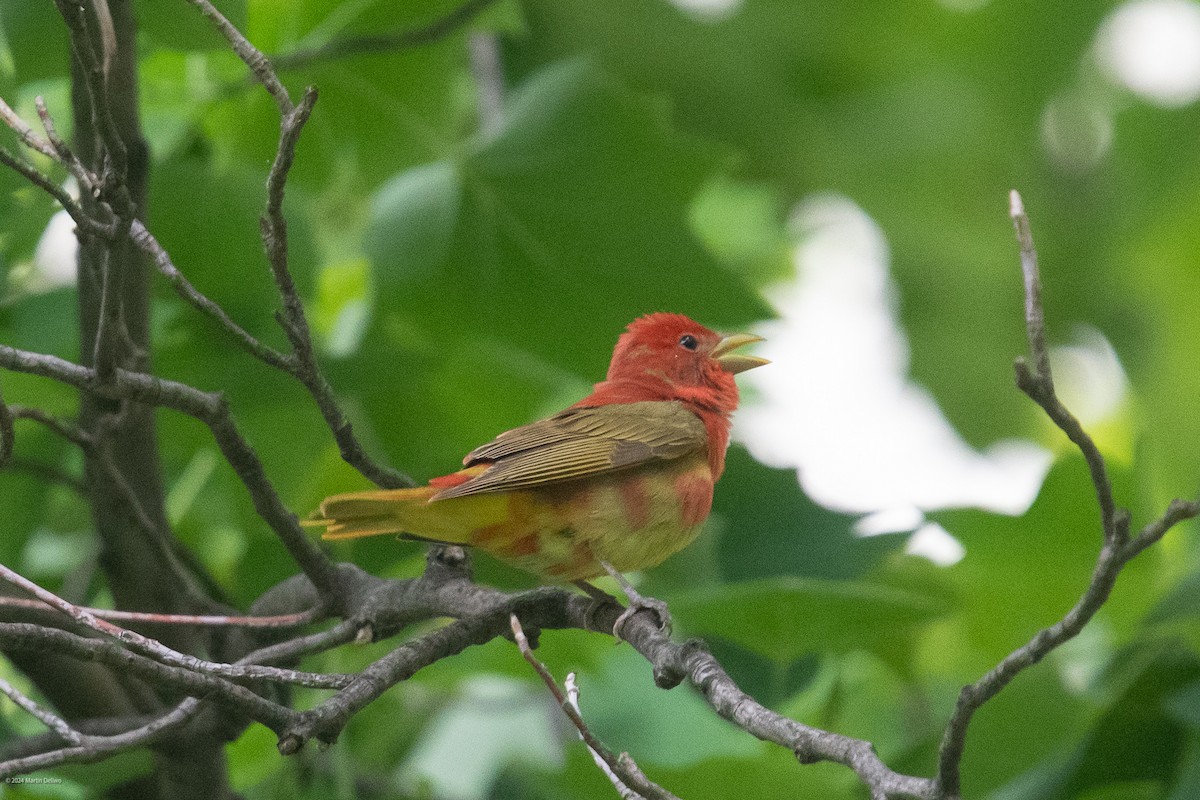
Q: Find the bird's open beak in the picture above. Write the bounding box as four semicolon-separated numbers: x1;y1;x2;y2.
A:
712;332;770;374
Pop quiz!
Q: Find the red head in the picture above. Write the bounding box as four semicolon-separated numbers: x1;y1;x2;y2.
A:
589;313;767;415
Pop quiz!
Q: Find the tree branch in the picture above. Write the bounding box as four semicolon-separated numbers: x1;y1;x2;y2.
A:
932;191;1200;799
0;563;349;690
0;623;298;737
512;615;677;800
0;675;84;746
128;220;293;370
0;383;13;469
0;344;345;604
0;597;321;629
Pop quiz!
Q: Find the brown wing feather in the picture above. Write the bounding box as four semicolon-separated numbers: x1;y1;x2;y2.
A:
433;401;706;500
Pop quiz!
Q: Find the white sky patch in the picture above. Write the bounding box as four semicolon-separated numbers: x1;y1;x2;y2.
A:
1095;0;1200;106
666;0;743;21
735;195;1054;565
906;523;967;567
934;0;993;12
1049;325;1129;429
31;209;79;290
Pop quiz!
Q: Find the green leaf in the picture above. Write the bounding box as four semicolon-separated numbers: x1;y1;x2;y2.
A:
671;575;948;666
136;0;247;51
365;160;462;282
0;4;69;84
365;58;768;376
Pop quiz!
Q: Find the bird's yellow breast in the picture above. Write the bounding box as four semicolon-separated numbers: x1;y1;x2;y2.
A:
467;453;715;581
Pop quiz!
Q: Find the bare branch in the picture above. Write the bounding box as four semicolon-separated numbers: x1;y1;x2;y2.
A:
0;676;83;746
616;613;935;800
184;0;292;113
512;615;676;800
567;674;659;800
0;384;13;469
35;96;97;192
1009;191;1120;542
0;146;104;236
0;96;57;159
1125;497;1200;559
271;0;503;72
1;458;87;494
0;622;298;734
8;404;93;448
128;220;293;370
0;343;345;604
0;597;322;629
931;192;1198;799
6;403;225;609
51;0;129;179
0;698;201;777
1010;191;1051;386
0;563;349;690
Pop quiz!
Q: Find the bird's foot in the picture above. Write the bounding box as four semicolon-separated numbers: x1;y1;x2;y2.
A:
598;560;672;642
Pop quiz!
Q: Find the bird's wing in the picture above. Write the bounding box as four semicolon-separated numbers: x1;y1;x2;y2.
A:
431;401;707;500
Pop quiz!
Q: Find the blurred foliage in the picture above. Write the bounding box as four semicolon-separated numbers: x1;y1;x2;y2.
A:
2;0;1200;798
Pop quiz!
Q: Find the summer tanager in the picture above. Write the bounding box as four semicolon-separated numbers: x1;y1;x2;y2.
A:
309;313;767;631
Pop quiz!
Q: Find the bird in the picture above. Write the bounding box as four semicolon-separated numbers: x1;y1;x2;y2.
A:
307;313;768;636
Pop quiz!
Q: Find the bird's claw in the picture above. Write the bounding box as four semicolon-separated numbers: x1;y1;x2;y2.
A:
612;593;672;643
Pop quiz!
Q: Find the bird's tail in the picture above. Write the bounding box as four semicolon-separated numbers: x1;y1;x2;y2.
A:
305;480;506;546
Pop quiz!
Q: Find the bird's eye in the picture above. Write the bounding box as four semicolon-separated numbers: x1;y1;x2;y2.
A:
678;334;698;351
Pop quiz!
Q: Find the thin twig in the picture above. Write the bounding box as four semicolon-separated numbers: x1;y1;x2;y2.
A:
51;0;128;179
35;96;97;193
8;404;223;609
0;612;355;776
0;96;57;159
9;405;92;447
1010;191;1051;386
2;458;87;493
185;0;412;489
128;220;293;370
511;615;678;800
184;0;292;113
0;562;350;690
0;384;13;468
1125;498;1200;559
0;677;83;746
271;0;503;72
0;343;345;603
0;146;104;236
0;698;200;777
0;596;322;629
566;673;650;800
931;191;1199;799
0;622;297;738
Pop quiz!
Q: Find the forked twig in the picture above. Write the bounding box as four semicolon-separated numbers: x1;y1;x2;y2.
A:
932;191;1200;798
510;615;680;800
